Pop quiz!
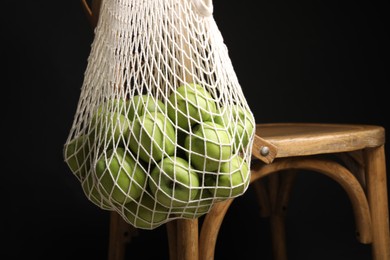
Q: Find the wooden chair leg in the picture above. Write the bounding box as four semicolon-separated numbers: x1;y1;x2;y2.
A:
176;218;199;260
253;175;288;260
267;174;286;260
270;215;287;260
166;220;178;260
268;171;297;260
364;146;390;260
199;199;234;260
338;151;366;188
252;179;271;217
108;211;139;260
275;171;298;212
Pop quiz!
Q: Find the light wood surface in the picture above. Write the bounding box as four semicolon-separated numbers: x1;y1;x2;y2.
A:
253;123;385;158
365;145;390;259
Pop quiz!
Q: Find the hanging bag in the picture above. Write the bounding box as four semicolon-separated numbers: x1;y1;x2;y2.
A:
64;0;256;230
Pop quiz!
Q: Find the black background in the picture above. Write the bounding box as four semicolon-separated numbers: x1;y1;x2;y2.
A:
2;1;389;259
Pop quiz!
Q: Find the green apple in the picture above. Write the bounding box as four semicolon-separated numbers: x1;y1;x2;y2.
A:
126;94;166;121
95;147;147;204
123;192;170;229
149;156;200;207
184;121;233;172
81;172;113;210
206;155;250;198
178;189;214;218
174;128;189;159
214;104;255;151
213;105;230;124
91;110;130;149
64;134;90;179
167;83;217;130
230;105;255;151
127;112;176;163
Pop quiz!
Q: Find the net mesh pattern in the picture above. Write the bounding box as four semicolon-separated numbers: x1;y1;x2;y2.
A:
64;0;256;230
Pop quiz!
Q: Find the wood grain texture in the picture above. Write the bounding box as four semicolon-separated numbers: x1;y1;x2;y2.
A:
256;123;385;157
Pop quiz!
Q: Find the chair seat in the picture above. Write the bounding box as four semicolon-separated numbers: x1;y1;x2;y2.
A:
253;123;385;159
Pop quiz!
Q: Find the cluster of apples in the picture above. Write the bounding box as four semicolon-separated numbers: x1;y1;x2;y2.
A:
64;83;255;229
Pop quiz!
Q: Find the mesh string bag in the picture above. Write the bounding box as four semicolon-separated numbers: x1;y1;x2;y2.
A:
64;0;256;230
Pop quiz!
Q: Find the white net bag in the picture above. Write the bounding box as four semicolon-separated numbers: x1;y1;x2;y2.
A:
64;0;256;230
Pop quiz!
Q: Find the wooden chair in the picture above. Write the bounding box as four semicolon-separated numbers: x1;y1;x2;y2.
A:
104;123;389;260
81;1;390;259
199;123;390;260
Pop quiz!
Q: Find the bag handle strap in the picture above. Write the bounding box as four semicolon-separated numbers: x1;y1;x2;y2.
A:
81;0;102;28
81;0;214;25
190;0;213;17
